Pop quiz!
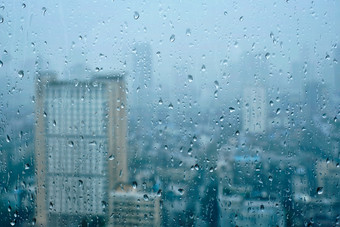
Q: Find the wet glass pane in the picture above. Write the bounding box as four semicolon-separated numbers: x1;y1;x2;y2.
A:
0;1;340;226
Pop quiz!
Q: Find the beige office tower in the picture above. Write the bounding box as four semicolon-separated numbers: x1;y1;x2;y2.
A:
34;71;128;226
242;86;267;134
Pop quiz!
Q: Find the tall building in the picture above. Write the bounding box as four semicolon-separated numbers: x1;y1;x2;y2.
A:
242;86;267;134
34;71;128;226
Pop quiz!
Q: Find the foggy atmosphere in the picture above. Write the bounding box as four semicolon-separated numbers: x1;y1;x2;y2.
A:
0;0;340;226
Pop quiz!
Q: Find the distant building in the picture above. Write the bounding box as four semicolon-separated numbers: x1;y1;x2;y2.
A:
34;71;128;226
110;188;161;227
242;86;267;134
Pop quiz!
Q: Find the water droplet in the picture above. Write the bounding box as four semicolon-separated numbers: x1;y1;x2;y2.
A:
224;11;228;16
10;220;16;226
209;167;214;172
260;204;264;211
214;80;219;89
89;141;97;146
317;187;323;195
25;163;30;170
239;16;244;21
265;52;270;59
276;108;281;115
186;28;191;36
67;141;74;147
188;148;192;155
325;53;330;60
0;16;4;24
178;188;184;195
194;164;199;170
268;176;273;182
132;181;137;189
18;70;24;78
229;107;235;112
235;130;240;136
22;3;26;8
170;34;175;42
188;74;193;82
158;98;163;105
269;100;274;106
42;7;47;15
0;60;3;67
109;155;115;160
201;65;206;72
168;103;173;109
49;201;54;209
133;11;139;20
219;116;224;122
143;194;149;201
6;135;10;142
78;180;83;187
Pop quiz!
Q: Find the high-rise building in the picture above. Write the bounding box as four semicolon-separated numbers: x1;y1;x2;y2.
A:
34;71;128;226
242;86;267;134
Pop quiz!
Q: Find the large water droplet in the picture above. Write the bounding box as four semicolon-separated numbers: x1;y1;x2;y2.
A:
143;194;149;201
188;74;193;82
317;187;323;195
170;34;175;42
134;11;139;20
18;70;24;78
67;141;74;147
229;107;235;112
265;53;270;59
109;155;115;160
178;188;184;195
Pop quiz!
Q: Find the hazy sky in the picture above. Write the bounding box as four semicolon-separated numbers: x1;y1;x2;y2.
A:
1;0;340;110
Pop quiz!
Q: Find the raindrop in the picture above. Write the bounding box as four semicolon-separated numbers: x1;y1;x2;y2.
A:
10;220;16;226
158;98;163;105
0;60;3;67
229;107;235;112
52;120;56;126
269;100;274;106
219;116;224;122
260;204;264;211
276;108;281;115
188;74;193;82
168;103;173;109
170;34;175;42
157;189;162;197
67;141;74;147
78;180;83;187
265;53;270;59
239;16;244;21
25;163;30;170
224;11;228;16
316;187;323;195
209;167;214;172
132;181;137;189
49;202;53;209
133;11;139;20
6;135;10;142
22;3;26;8
143;194;149;201
325;53;330;60
89;141;97;146
109;155;115;160
42;7;47;15
186;28;191;36
268;176;273;181
0;16;4;23
235;130;240;136
194;164;199;170
178;188;184;195
201;65;206;72
214;80;219;89
18;70;24;78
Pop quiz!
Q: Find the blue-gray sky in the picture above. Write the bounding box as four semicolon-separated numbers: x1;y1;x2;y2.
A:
1;0;340;111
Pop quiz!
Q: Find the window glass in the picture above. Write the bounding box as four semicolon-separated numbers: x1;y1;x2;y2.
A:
0;1;340;226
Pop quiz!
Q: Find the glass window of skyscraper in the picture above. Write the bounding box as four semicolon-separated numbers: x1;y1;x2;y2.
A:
0;1;340;226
